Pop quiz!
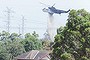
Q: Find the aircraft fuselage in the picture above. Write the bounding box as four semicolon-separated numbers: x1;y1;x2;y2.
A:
42;6;70;15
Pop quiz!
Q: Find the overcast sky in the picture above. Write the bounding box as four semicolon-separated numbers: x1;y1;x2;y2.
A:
0;0;90;38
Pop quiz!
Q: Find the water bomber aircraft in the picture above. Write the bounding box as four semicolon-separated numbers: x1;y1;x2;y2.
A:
41;3;70;15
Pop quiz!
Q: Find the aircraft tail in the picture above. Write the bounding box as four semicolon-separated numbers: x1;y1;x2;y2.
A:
66;9;70;13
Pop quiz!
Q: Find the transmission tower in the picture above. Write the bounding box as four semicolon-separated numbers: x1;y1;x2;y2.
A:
5;7;14;33
21;15;26;35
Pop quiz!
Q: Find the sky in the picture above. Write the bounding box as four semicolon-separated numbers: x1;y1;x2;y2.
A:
0;0;90;38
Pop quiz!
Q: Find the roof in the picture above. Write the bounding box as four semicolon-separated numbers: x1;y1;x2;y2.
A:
15;50;50;60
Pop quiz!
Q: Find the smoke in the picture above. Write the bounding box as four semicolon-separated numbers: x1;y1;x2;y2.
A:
47;14;55;42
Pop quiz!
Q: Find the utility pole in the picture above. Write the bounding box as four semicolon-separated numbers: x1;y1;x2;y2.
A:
5;7;14;33
18;25;21;34
21;15;26;35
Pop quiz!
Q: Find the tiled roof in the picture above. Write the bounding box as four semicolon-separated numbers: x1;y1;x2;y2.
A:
15;50;50;60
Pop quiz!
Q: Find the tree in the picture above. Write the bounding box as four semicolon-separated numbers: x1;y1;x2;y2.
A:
42;40;51;50
21;31;42;52
0;42;10;60
0;31;43;60
5;40;25;60
0;31;10;41
52;9;90;60
0;31;25;60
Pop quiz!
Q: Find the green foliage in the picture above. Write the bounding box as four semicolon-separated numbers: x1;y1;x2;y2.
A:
5;41;25;58
52;9;90;60
61;52;73;60
81;56;89;60
0;42;10;60
0;31;43;60
21;32;42;52
42;40;51;50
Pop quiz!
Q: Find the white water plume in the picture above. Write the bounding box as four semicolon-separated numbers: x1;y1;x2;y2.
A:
47;14;55;42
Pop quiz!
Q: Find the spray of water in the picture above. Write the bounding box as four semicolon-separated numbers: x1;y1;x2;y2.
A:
47;14;54;42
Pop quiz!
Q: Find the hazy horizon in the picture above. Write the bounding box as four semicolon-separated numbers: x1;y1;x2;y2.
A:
0;0;90;38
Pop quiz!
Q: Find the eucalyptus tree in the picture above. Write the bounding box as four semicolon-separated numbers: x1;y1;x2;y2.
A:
52;9;90;60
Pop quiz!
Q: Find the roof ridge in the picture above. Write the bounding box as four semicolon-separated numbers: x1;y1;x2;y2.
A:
32;50;39;59
25;50;39;59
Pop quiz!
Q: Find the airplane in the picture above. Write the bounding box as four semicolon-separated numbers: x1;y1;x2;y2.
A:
41;3;70;15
